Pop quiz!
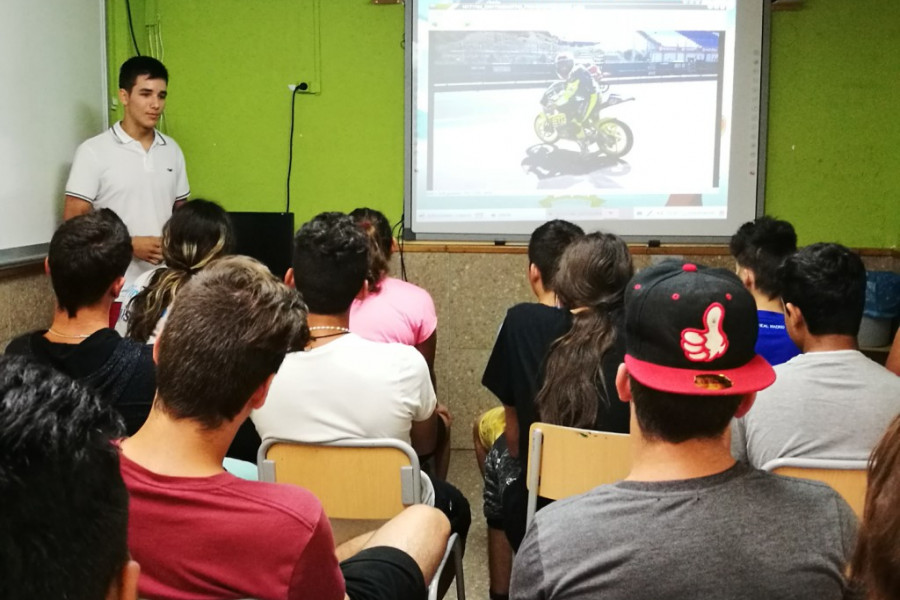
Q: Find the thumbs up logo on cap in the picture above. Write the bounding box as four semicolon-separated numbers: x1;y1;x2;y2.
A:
681;303;728;362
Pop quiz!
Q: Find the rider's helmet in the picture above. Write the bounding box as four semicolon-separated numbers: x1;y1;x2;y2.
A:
555;52;575;78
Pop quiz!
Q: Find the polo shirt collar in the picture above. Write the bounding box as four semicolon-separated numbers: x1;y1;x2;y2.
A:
111;121;167;148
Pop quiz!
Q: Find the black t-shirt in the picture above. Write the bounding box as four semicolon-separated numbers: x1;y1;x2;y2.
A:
5;329;155;434
482;303;629;460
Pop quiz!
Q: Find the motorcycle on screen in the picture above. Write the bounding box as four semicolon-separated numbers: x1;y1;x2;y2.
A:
534;81;635;159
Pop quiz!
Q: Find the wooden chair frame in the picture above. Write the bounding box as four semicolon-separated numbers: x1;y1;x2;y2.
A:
258;437;465;600
761;456;868;518
526;423;632;526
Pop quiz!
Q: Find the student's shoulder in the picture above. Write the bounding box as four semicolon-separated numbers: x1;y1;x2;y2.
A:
4;331;42;355
219;476;329;532
505;302;568;324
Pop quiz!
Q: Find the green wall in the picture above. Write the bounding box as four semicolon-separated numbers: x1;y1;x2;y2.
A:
107;0;899;248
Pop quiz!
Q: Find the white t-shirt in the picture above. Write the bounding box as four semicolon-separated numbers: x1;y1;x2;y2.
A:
66;122;190;298
252;333;437;502
732;350;900;468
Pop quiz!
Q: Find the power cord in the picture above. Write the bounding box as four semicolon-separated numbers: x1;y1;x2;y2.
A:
125;0;142;56
392;214;407;281
286;85;303;213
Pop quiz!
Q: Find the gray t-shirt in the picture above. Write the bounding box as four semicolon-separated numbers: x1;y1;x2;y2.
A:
732;350;900;468
511;462;856;600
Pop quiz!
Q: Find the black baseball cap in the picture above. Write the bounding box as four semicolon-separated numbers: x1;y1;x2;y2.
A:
624;261;776;396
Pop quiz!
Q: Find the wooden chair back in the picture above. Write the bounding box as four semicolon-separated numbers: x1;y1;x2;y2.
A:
526;423;632;524
762;457;868;518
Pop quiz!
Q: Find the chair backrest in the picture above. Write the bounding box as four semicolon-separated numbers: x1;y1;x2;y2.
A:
762;457;868;518
526;423;632;524
257;438;421;520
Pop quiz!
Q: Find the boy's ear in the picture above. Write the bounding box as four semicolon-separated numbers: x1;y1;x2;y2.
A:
44;256;51;276
355;280;369;301
733;394;757;419
106;559;140;600
284;268;295;288
528;263;542;287
615;363;633;403
110;276;126;300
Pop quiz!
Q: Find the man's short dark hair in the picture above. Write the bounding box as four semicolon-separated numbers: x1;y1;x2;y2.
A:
119;56;168;92
528;220;584;290
778;242;866;337
292;212;369;315
630;378;742;443
50;209;132;317
0;355;128;600
156;256;309;428
729;216;797;299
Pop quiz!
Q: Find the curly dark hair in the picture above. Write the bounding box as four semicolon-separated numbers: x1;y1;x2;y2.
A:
292;212;369;314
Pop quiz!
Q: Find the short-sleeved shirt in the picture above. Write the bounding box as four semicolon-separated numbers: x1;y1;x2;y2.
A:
756;310;801;366
66;121;190;297
350;276;438;346
253;333;436;446
732;349;900;468
482;303;572;458
511;462;857;600
120;451;345;600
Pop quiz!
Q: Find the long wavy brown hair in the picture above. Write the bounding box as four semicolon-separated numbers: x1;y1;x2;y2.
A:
349;208;394;293
126;199;234;342
535;232;633;428
850;414;900;599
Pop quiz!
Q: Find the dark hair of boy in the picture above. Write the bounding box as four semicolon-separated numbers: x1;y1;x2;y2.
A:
118;55;168;91
155;256;309;428
777;242;866;337
127;199;234;342
0;355;132;600
527;220;584;290
630;378;743;443
349;207;394;293
729;216;797;299
292;212;369;315
49;208;132;317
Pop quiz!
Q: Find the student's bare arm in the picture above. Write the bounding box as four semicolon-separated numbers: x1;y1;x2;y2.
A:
63;195;92;220
887;328;900;376
504;406;520;459
410;410;439;457
415;331;438;389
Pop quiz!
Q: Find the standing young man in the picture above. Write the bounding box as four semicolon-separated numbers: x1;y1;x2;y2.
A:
64;56;190;313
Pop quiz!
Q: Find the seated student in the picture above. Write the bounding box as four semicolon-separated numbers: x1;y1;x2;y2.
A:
121;255;450;600
850;414;900;599
5;209;155;434
729;216;801;365
511;261;857;600
732;243;900;468
0;355;139;600
348;207;451;480
477;219;583;600
252;212;471;544
117;198;234;344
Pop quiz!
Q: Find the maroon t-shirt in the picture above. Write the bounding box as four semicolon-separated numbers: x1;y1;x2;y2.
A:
120;452;345;600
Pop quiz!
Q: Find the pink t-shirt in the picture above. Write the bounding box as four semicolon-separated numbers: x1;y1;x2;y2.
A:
120;452;345;600
350;276;437;346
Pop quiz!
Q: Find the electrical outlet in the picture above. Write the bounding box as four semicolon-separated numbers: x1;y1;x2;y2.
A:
288;81;319;94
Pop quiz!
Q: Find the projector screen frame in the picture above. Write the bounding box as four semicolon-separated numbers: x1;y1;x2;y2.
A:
403;0;772;245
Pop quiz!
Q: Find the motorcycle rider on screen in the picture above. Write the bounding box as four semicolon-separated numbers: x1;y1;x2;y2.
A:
553;52;600;153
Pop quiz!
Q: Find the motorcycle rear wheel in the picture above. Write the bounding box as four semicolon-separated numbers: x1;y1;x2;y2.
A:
596;119;633;159
534;114;560;144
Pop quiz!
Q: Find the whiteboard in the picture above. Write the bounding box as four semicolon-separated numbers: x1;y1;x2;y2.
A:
0;0;107;266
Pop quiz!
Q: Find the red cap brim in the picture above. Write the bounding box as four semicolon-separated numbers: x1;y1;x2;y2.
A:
625;353;776;396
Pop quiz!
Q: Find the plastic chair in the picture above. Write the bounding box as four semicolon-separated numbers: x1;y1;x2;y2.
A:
258;437;465;600
526;423;632;526
761;457;868;518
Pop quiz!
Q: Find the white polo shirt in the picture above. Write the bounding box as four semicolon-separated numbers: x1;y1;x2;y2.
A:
65;122;190;297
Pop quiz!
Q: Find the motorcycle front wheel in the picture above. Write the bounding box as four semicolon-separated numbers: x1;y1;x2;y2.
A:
596;119;633;159
534;113;560;144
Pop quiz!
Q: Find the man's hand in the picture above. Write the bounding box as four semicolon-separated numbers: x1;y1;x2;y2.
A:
132;236;163;265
